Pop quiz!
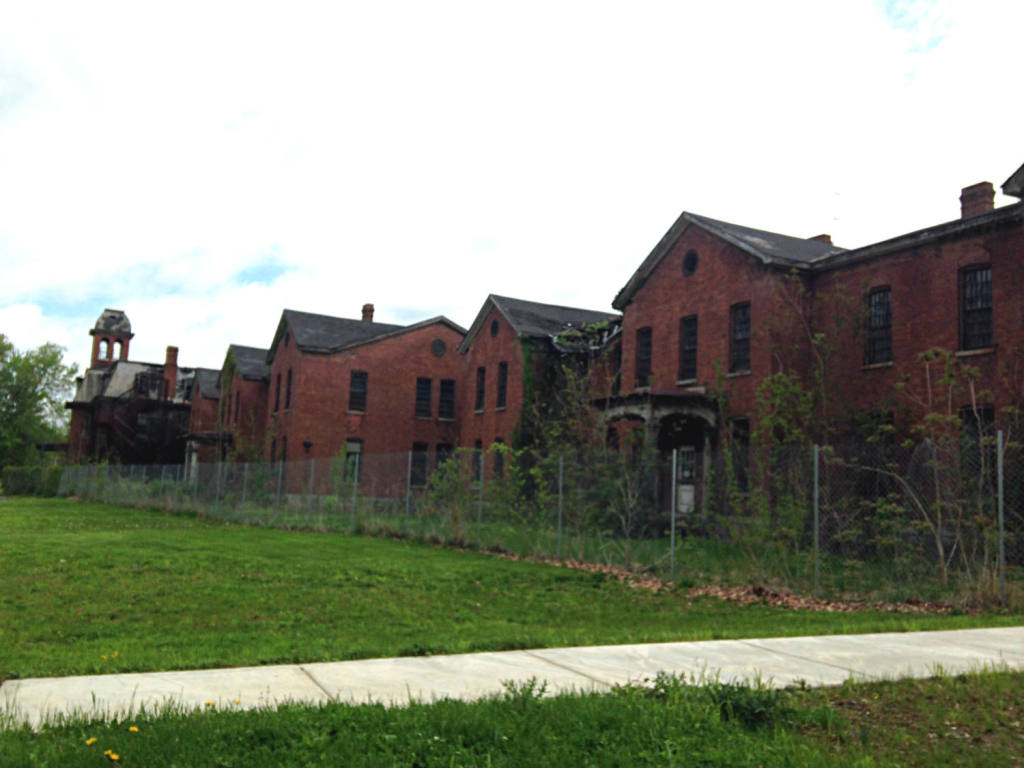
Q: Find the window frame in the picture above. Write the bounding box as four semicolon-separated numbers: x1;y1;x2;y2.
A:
496;361;508;409
475;367;486;412
635;327;652;387
959;264;993;351
729;302;751;374
864;286;893;365
415;377;433;417
349;370;368;412
678;315;698;382
438;379;456;419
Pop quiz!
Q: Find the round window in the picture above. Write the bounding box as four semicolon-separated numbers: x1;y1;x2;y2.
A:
682;250;699;276
431;339;446;357
490;319;499;337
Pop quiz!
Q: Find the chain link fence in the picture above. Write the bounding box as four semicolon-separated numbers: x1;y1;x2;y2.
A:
58;434;1023;607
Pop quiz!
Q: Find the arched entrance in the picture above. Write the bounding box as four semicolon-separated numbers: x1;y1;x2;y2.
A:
657;413;714;517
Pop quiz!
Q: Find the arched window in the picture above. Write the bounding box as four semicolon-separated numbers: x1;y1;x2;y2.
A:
98;339;109;359
113;340;123;359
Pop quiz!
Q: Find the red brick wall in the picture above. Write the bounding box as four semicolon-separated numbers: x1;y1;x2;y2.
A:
618;225;796;421
221;374;269;461
458;305;527;451
265;321;466;463
813;216;1024;428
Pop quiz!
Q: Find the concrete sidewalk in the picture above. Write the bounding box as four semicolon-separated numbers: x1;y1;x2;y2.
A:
3;627;1022;728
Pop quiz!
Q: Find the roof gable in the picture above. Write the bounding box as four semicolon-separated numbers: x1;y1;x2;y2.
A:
613;211;844;309
194;367;222;399
459;294;618;353
1003;161;1024;198
268;309;404;361
227;344;270;381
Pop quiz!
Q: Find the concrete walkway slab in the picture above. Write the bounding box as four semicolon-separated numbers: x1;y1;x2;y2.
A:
2;627;1021;729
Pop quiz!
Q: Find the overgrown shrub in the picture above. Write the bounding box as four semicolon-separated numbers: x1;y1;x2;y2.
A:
1;465;65;496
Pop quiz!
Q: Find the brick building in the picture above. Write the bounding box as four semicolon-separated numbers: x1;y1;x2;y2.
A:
606;162;1024;514
67;310;199;464
263;304;467;492
458;294;620;467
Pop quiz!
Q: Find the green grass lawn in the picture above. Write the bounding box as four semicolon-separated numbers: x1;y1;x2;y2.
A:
2;671;1021;767
1;498;1021;680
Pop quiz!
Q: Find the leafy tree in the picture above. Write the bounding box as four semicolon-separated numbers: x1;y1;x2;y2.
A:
0;334;78;469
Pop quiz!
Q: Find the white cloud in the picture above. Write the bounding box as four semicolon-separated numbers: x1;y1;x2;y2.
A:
1;0;1022;372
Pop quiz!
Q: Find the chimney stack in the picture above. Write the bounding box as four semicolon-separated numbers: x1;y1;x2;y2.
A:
808;234;833;245
361;303;374;323
163;346;178;400
960;182;995;218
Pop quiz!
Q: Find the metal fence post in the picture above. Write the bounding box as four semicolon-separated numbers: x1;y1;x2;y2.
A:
404;450;413;535
241;462;248;508
671;447;678;582
174;465;180;510
813;444;820;598
998;430;1007;605
557;454;564;560
160;465;167;507
351;453;360;531
276;459;284;509
307;459;315;520
477;453;485;545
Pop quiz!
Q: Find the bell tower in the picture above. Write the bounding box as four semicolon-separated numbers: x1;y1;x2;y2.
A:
89;309;134;368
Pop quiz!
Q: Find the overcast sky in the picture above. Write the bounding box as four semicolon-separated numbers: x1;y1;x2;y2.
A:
1;0;1021;373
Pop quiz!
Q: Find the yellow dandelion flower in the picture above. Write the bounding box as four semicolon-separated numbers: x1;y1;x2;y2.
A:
101;654;107;660
205;701;214;707
112;651;119;658
85;737;97;745
103;749;112;755
108;753;120;761
129;725;139;732
234;699;240;705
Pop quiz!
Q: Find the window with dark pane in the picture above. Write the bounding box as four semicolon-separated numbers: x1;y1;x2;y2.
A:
345;439;362;483
234;390;240;424
960;265;993;350
436;443;453;466
730;418;751;493
475;366;486;411
635;327;652;387
496;361;508;408
439;379;455;419
411;442;429;487
865;287;892;365
285;368;292;409
415;377;432;417
349;370;368;411
678;315;698;381
729;303;751;373
473;439;483;482
274;373;281;412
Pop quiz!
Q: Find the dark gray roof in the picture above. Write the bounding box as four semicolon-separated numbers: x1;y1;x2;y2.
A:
1003;162;1024;198
492;295;618;337
90;308;133;336
194;368;221;399
279;309;404;355
614;211;845;309
460;295;618;353
687;213;844;265
229;344;270;381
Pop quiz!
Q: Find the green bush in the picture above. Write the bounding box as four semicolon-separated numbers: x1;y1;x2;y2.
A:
1;465;65;497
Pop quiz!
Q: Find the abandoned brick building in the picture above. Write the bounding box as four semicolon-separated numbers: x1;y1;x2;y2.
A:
67;310;199;464
68;160;1024;505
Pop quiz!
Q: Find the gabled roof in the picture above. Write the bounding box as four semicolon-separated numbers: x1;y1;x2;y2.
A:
1003;161;1024;199
613;212;845;310
228;344;270;381
194;368;221;400
459;294;619;354
268;309;466;362
269;309;404;360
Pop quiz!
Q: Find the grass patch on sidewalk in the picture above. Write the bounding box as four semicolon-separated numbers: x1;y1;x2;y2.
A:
2;670;1021;767
1;498;1021;680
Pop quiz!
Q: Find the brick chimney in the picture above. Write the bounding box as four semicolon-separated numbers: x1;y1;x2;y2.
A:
960;182;994;218
808;234;832;245
163;346;178;400
361;303;374;323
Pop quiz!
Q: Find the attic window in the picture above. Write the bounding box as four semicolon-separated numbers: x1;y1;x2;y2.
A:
682;250;699;276
284;333;290;347
490;319;499;337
